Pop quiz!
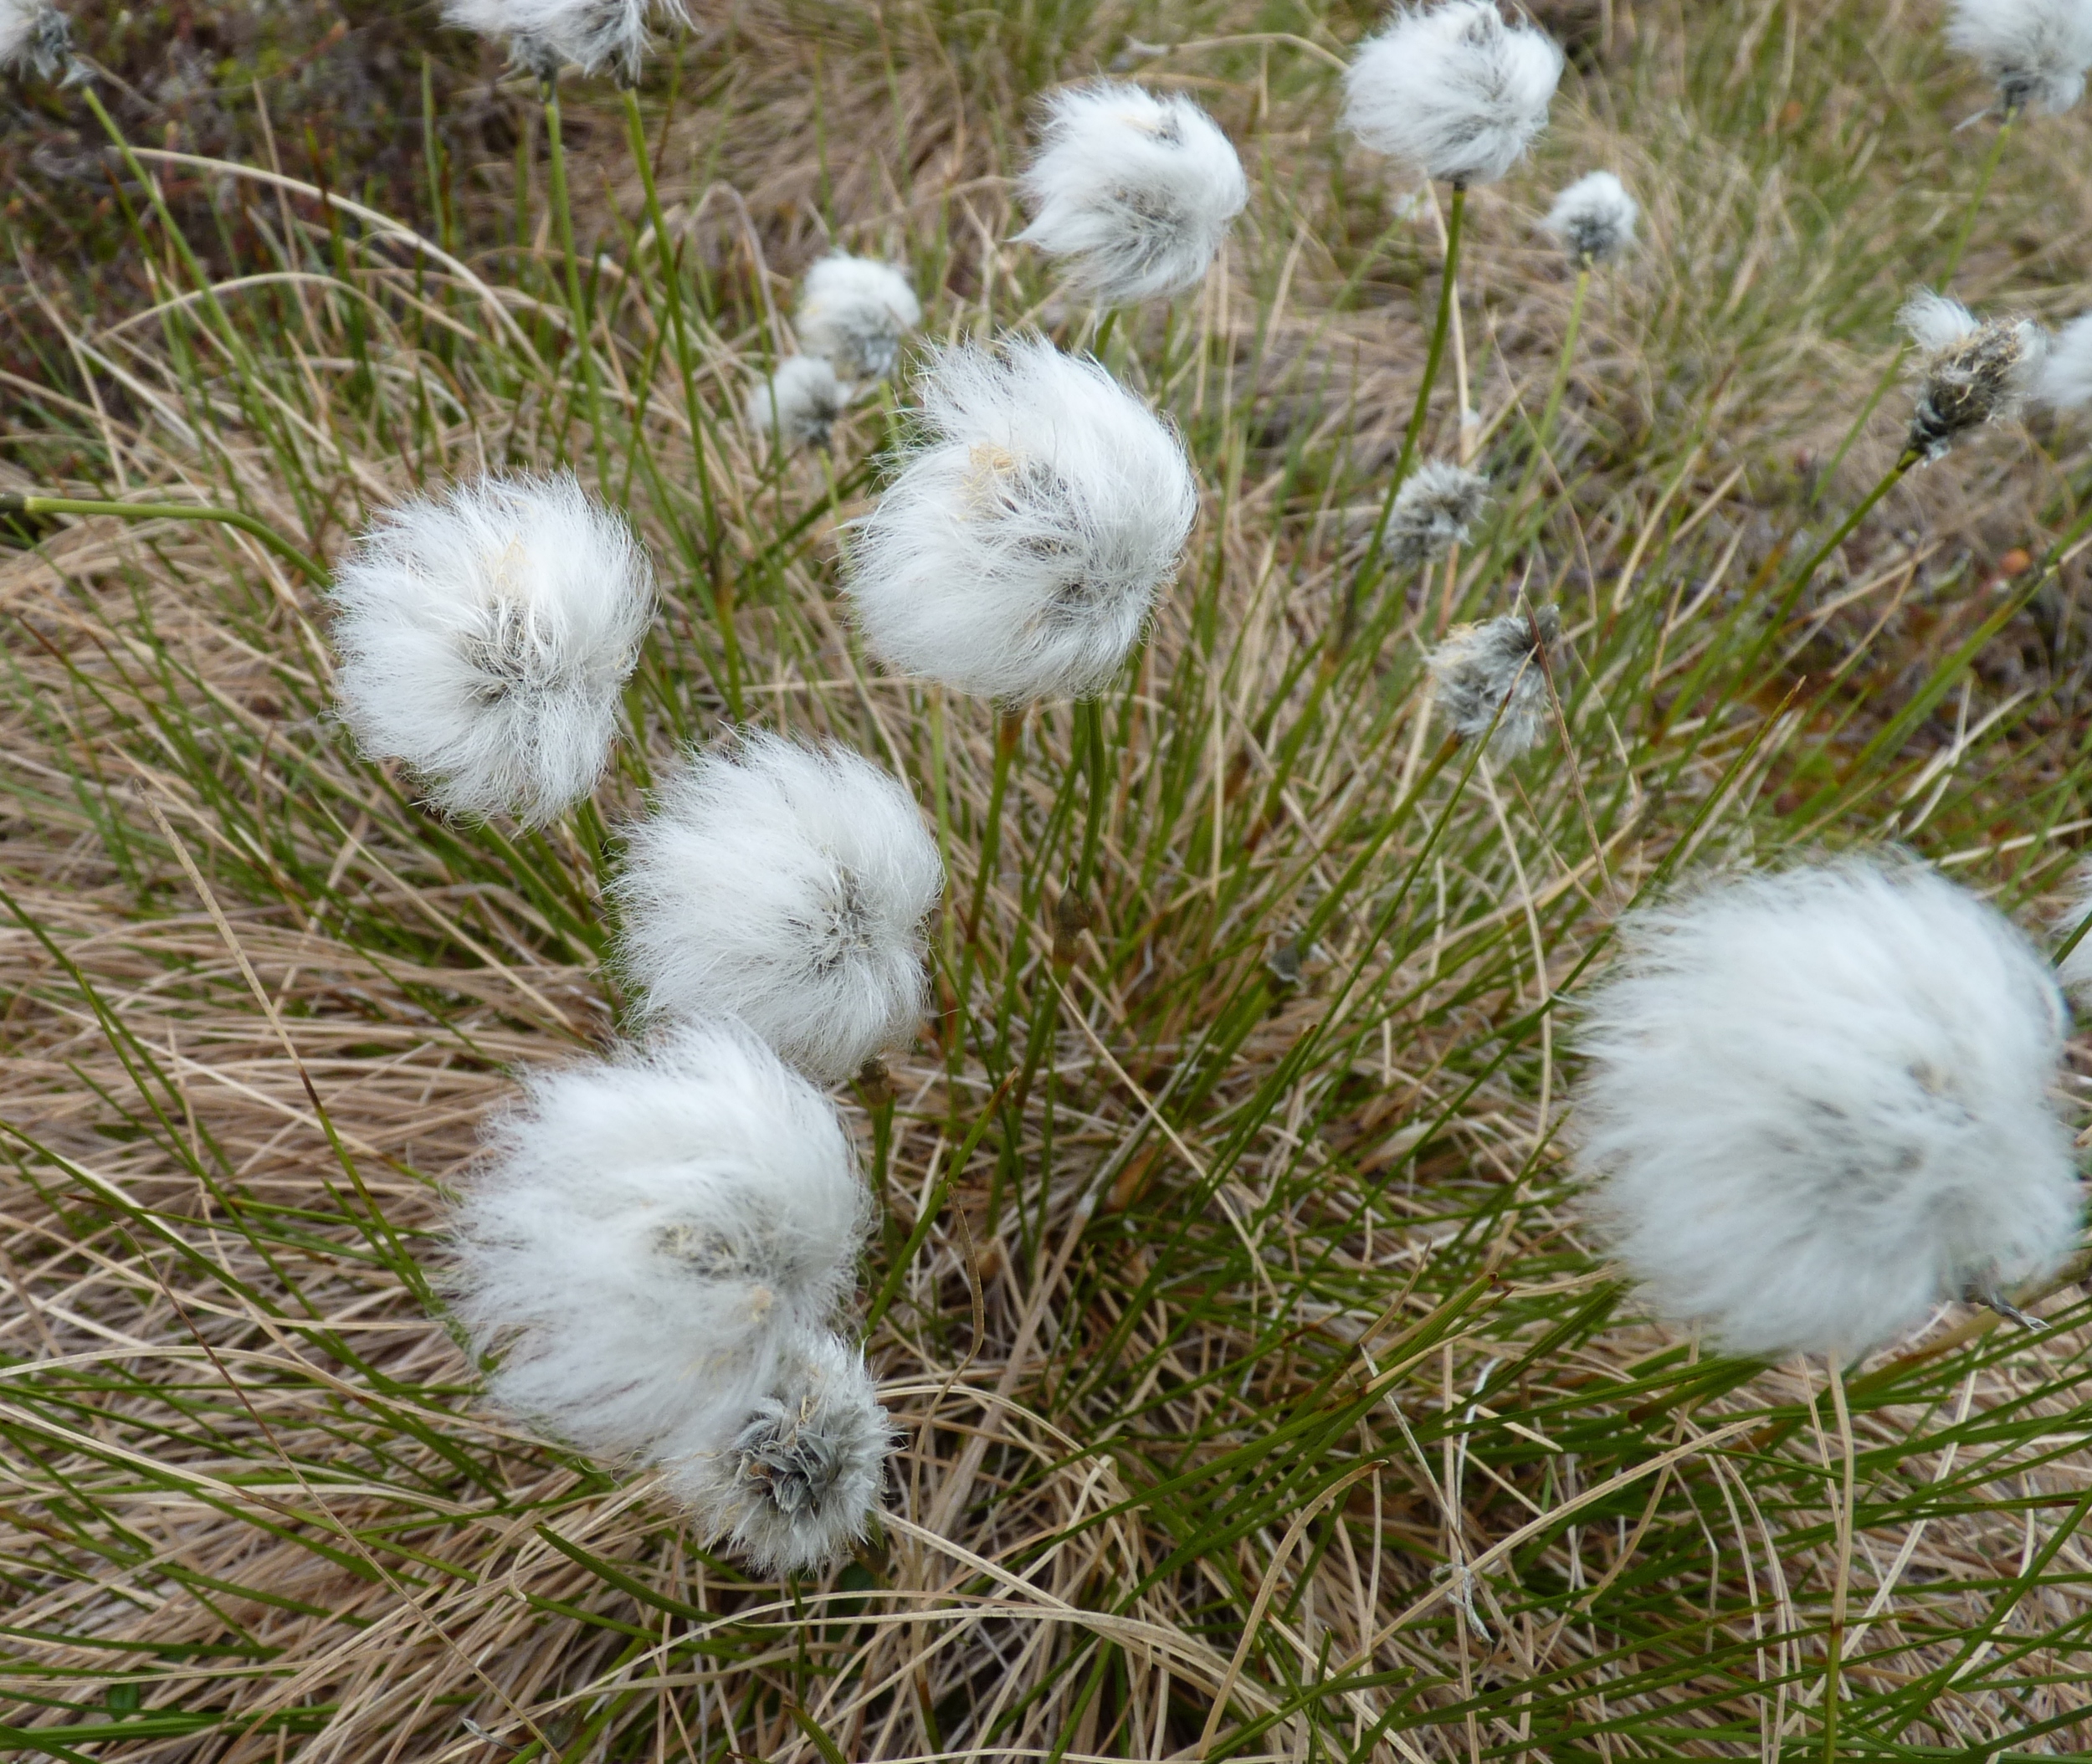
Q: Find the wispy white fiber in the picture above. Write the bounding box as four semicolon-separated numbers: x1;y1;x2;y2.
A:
1015;81;1249;304
1427;606;1559;756
2036;310;2092;409
1574;856;2082;1360
1946;0;2092;115
1541;170;1638;265
613;732;943;1086
746;356;847;451
797;255;921;383
667;1329;893;1576
1899;290;2046;460
843;333;1199;701
1388;460;1490;568
329;472;654;826
0;0;74;79
442;0;684;78
451;1021;870;1464
1343;1;1564;186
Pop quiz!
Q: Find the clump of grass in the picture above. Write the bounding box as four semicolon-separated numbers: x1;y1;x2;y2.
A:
3;0;2092;1757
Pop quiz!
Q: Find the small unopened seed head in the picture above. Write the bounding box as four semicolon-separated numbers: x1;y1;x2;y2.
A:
0;1;76;81
1344;0;1565;187
797;255;921;383
1427;605;1559;757
1899;290;2046;461
1541;171;1638;266
329;472;654;826
1945;0;2092;116
1016;81;1249;305
747;356;847;451
667;1330;893;1577
1389;460;1490;569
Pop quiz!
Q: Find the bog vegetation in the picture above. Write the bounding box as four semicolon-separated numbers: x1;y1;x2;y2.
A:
3;0;2092;1758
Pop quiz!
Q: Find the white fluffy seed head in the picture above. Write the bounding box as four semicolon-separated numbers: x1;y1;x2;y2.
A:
613;733;943;1086
1898;290;2047;460
797;255;921;383
0;1;73;79
665;1329;893;1577
450;1022;871;1464
746;356;847;451
441;0;682;78
329;472;654;826
1574;856;2083;1361
1015;81;1249;305
2036;310;2092;410
1343;1;1565;187
843;334;1200;702
1946;0;2092;115
1541;170;1638;265
1427;605;1558;756
1389;460;1490;568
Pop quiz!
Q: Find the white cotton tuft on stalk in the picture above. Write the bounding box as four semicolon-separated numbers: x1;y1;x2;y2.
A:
1427;606;1558;756
1541;170;1638;266
667;1329;893;1576
746;356;847;451
1573;857;2084;1361
1015;81;1249;305
1945;0;2092;115
1388;460;1490;568
1343;0;1565;186
613;733;943;1086
2036;310;2092;409
441;0;682;79
329;471;654;827
0;0;74;80
450;1021;870;1465
1899;290;2047;460
842;333;1199;702
797;255;921;383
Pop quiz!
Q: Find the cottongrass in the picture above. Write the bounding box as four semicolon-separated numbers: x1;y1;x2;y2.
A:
327;471;654;826
449;1021;870;1469
1388;459;1490;567
1342;0;1564;187
1574;856;2083;1360
1015;81;1249;305
667;1329;893;1576
441;0;684;79
0;0;73;80
2037;310;2092;408
1427;605;1558;756
796;254;921;382
1540;170;1638;265
843;333;1199;701
747;355;848;450
1899;289;2046;459
613;732;943;1086
1944;0;2092;115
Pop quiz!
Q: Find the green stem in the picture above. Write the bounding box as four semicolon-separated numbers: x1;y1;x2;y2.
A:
1533;265;1591;461
1072;697;1108;904
965;710;1025;945
0;492;327;585
1338;181;1467;654
543;79;610;492
1784;449;1919;605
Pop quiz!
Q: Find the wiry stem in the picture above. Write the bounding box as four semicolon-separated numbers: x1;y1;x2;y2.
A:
0;492;327;585
1823;1356;1856;1764
543;79;610;492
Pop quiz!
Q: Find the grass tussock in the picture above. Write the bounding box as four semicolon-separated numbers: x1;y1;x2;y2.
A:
3;0;2092;1756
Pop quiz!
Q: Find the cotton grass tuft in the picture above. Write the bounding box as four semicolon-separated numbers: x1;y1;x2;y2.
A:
441;0;681;79
1541;171;1638;265
449;1022;870;1469
843;334;1199;701
2036;310;2092;409
1427;606;1558;756
1573;857;2083;1360
1343;0;1564;187
328;471;654;826
1389;460;1490;568
1015;82;1249;305
1899;290;2046;460
613;733;943;1087
797;254;921;383
747;356;848;451
0;0;74;81
668;1330;893;1576
1945;0;2092;115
